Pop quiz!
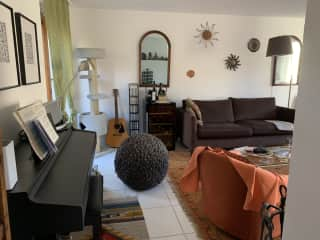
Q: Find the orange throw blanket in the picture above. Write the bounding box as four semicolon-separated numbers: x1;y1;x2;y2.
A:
180;146;288;213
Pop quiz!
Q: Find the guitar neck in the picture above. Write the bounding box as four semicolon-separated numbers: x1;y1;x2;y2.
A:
114;94;119;122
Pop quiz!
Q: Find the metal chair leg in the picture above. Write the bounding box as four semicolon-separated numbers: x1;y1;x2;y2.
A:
92;215;102;240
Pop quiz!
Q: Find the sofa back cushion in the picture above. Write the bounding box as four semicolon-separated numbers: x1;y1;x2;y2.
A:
194;99;234;123
231;97;276;121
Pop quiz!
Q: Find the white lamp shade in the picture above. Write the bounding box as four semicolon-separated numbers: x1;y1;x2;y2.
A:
75;48;106;59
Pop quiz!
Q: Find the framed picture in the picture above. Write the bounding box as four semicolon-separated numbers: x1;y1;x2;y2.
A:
0;1;20;90
15;13;41;85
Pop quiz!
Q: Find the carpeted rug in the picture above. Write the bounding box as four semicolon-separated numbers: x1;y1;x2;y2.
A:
74;195;149;240
167;150;236;240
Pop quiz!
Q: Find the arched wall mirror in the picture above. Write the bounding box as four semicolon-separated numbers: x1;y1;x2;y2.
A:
139;31;171;87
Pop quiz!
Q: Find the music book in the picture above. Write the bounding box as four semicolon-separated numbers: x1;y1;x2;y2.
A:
33;120;58;154
14;101;59;160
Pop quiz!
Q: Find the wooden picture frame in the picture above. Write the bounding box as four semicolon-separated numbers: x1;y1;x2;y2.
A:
0;1;20;90
139;30;171;87
15;13;41;85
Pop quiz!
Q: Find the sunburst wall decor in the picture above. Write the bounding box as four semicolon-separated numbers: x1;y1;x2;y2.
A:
194;22;219;48
225;54;241;71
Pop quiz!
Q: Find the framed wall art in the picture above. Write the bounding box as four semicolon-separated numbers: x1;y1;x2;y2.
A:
0;1;20;90
15;13;41;85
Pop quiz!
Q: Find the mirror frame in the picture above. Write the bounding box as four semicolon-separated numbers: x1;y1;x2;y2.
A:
139;30;171;87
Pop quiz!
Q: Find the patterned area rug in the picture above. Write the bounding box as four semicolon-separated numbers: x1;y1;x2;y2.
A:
74;195;149;240
168;150;236;240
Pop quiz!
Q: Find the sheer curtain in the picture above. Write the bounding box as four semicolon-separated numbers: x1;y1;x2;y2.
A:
43;0;75;121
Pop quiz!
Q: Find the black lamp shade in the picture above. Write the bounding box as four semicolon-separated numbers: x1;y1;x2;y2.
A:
266;36;294;57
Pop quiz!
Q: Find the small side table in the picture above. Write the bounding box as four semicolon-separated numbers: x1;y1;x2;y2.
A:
146;102;176;150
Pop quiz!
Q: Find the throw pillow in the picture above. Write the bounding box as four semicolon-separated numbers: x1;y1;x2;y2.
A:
186;108;203;126
186;98;203;122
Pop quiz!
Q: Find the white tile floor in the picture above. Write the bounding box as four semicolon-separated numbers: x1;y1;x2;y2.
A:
93;150;200;240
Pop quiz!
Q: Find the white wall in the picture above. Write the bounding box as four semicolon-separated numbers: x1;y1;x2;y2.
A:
283;0;320;238
0;0;47;142
70;8;305;121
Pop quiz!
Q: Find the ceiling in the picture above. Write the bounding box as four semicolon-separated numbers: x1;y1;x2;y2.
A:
70;0;307;17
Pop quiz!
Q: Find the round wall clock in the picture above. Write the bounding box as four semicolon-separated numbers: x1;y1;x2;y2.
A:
248;38;261;52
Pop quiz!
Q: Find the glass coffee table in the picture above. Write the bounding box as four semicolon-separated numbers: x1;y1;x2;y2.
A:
232;146;290;175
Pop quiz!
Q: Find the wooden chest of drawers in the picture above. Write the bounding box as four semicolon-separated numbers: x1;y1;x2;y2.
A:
147;103;176;150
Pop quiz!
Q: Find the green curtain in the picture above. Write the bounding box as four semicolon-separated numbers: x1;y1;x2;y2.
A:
43;0;76;120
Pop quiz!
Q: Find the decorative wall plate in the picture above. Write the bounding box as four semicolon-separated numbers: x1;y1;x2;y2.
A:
225;54;241;71
194;22;219;48
248;38;261;52
186;70;195;78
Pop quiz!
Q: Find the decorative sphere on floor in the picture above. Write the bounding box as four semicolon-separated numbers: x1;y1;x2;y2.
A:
115;133;169;191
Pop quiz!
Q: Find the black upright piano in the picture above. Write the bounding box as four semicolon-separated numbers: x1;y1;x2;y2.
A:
7;128;97;240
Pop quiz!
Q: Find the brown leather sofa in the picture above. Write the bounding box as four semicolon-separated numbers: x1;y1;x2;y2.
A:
182;97;295;150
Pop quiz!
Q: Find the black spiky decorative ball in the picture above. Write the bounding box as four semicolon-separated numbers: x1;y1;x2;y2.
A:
115;134;169;191
225;54;241;71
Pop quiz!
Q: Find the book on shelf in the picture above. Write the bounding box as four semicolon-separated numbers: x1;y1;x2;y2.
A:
14;101;59;160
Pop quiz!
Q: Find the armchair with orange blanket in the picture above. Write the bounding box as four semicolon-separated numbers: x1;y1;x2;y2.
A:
180;147;288;240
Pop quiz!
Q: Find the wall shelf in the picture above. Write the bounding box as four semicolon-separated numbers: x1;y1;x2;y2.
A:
129;83;140;136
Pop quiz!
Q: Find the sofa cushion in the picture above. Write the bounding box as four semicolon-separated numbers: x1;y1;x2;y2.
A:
237;120;292;136
231;98;277;121
198;123;253;139
194;99;234;123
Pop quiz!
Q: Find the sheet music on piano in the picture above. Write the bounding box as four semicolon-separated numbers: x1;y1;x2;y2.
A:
14;101;59;160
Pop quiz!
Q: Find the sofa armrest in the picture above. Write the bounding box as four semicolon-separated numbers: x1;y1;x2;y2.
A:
182;110;197;150
276;106;295;123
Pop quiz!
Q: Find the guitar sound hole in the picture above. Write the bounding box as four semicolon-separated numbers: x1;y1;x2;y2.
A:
114;124;125;133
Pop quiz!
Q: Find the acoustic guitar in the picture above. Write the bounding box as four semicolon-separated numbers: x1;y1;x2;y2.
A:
106;89;129;147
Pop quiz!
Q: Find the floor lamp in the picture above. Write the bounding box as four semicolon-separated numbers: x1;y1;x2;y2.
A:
75;48;107;152
266;36;294;108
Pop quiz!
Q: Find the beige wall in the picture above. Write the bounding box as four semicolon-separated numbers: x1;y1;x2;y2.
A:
0;0;47;142
283;0;320;238
70;8;305;121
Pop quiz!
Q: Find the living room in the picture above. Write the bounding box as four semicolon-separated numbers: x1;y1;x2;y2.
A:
0;0;319;240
